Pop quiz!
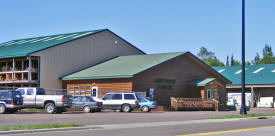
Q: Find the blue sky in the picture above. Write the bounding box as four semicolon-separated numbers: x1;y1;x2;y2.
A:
0;0;274;63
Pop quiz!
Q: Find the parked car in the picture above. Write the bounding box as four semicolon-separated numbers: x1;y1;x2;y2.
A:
138;97;158;112
0;90;23;114
99;92;139;112
71;96;102;113
16;87;71;114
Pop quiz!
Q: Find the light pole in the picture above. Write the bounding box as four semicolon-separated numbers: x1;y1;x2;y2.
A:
240;0;247;115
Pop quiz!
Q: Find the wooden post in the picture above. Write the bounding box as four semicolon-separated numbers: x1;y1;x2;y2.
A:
28;56;31;81
201;90;205;101
12;58;15;81
251;86;254;107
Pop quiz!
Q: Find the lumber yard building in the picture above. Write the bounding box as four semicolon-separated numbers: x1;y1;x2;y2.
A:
62;52;230;107
213;64;275;108
0;29;144;89
0;29;231;107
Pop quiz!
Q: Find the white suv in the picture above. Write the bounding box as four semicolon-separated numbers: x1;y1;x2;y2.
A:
100;92;139;112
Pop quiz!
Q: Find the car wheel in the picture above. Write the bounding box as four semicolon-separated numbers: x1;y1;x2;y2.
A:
45;103;56;114
0;104;6;114
83;106;91;113
141;106;150;112
121;104;131;112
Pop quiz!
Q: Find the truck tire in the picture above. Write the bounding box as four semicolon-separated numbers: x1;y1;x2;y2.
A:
45;103;55;114
0;104;6;114
121;104;131;112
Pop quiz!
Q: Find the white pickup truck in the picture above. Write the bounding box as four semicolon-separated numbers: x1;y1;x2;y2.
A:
16;87;71;114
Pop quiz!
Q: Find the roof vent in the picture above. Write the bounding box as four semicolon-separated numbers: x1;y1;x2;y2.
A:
235;68;247;74
218;69;225;73
252;67;264;74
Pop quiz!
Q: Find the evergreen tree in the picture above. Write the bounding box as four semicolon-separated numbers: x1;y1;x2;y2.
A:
252;52;261;65
197;46;224;66
226;55;229;66
261;44;275;64
230;54;240;66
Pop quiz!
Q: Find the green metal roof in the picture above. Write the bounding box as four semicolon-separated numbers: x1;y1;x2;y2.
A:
62;52;189;80
190;78;217;86
213;64;275;85
0;29;107;58
62;52;230;81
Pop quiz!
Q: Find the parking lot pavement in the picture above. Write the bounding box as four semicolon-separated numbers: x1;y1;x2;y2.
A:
0;108;275;126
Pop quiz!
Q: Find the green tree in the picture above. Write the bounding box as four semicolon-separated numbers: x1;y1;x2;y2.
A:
197;46;224;66
226;55;229;66
261;44;275;64
252;52;261;65
230;54;240;66
245;61;251;65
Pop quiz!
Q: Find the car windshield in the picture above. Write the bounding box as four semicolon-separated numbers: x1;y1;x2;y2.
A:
87;97;95;102
138;97;148;102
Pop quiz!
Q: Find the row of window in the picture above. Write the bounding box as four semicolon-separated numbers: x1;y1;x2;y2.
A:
103;93;135;100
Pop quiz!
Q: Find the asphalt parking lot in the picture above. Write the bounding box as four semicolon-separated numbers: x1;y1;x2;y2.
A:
0;108;275;127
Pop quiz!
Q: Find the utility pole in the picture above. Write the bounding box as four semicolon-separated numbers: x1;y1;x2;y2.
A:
240;0;247;115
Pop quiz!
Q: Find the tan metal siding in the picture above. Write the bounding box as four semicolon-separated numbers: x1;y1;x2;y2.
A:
31;30;144;89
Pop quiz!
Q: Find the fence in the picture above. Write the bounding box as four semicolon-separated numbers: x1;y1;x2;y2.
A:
170;97;219;111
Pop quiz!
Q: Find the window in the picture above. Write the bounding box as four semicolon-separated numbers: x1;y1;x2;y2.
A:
138;98;147;102
17;89;25;95
0;91;10;99
103;94;122;100
72;97;78;103
103;94;112;100
12;91;22;99
207;89;214;100
124;94;135;100
87;97;95;102
27;89;34;95
77;97;83;102
37;88;45;95
92;88;97;97
112;94;122;100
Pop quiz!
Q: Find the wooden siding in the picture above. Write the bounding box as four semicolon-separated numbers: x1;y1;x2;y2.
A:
63;78;133;98
31;30;144;89
132;54;227;106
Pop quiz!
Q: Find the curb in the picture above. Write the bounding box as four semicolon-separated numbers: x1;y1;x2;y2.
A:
0;126;102;135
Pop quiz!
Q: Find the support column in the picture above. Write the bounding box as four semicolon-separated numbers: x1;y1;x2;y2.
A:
12;58;15;81
251;87;254;107
28;56;31;81
21;59;24;80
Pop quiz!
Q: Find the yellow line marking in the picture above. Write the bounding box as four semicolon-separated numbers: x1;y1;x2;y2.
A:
177;125;275;136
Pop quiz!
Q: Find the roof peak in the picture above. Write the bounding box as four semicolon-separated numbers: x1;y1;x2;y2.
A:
3;29;108;42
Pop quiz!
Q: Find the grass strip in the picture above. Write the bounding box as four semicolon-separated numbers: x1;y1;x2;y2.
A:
209;113;275;119
20;108;44;112
0;123;83;131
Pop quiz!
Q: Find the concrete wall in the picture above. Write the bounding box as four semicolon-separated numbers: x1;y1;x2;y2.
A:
31;30;144;89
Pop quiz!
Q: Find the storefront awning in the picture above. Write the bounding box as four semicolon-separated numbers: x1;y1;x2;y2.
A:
190;78;218;87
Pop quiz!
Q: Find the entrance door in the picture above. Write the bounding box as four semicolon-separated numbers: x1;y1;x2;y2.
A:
206;89;214;100
91;87;98;98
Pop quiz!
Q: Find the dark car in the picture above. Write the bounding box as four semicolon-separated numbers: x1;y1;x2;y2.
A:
71;96;102;113
0;90;23;114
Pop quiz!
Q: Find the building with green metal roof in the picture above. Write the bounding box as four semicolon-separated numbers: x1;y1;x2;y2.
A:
0;29;144;89
213;64;275;107
62;51;230;107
